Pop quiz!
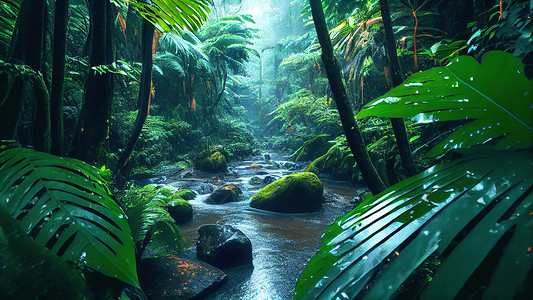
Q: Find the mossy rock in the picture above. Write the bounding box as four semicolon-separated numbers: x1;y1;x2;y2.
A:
175;189;195;200
157;187;174;198
130;167;154;179
194;151;228;172
167;200;193;225
250;172;324;213
248;176;262;185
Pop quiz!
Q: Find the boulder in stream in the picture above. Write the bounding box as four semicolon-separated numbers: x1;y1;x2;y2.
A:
250;172;324;213
175;189;196;200
167;200;193;225
139;255;226;299
197;224;253;269
205;184;243;204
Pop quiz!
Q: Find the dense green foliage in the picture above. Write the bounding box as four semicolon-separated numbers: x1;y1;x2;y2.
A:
0;148;139;288
295;50;533;299
0;0;532;298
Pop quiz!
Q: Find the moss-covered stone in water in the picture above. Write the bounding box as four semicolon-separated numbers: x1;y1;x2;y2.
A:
195;151;228;172
250;172;324;213
175;189;195;200
210;152;227;171
157;187;174;198
167;200;193;225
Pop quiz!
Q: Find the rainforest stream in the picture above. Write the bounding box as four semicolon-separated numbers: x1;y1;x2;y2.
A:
145;153;363;299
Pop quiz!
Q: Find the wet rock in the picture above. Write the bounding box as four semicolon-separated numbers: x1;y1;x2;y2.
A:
248;176;262;185
182;182;217;195
205;184;243;204
246;163;263;169
175;189;196;200
168;200;193;225
139;255;226;300
264;161;280;170
197;224;253;269
263;153;271;161
250;172;324;213
193;146;229;173
263;175;277;185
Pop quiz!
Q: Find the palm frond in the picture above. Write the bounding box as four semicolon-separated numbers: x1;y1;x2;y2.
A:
0;148;139;288
357;51;533;156
129;0;210;33
295;149;533;299
158;32;208;61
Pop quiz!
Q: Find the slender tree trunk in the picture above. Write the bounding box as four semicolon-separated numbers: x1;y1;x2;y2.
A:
379;0;418;177
32;75;51;153
5;0;51;152
114;19;155;180
50;0;69;155
7;0;43;71
0;70;24;140
309;0;386;195
70;0;113;163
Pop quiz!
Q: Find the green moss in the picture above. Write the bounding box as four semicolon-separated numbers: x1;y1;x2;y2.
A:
130;166;154;179
250;172;324;213
175;189;195;200
167;200;193;225
157;187;174;198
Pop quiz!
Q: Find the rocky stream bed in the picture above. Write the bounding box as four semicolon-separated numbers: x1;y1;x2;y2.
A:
137;153;366;299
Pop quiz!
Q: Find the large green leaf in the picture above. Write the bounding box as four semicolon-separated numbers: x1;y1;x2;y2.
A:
0;148;139;288
295;149;533;299
129;0;210;34
356;51;533;156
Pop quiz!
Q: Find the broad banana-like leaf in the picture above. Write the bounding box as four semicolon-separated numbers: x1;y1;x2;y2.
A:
295;149;533;299
356;51;533;156
129;0;210;33
0;148;139;288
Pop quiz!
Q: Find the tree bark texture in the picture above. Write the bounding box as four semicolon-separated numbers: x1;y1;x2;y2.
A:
379;0;418;177
0;69;24;140
32;75;51;153
70;0;113;163
50;0;69;155
114;19;155;180
309;0;386;195
7;0;44;71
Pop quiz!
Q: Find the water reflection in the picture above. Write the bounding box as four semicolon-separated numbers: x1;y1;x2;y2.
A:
178;178;358;299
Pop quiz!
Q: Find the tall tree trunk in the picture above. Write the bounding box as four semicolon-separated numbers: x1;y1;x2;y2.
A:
114;19;155;181
0;69;24;140
309;0;386;195
5;0;51;152
50;0;69;155
32;74;51;153
379;0;418;177
7;0;43;71
70;0;113;163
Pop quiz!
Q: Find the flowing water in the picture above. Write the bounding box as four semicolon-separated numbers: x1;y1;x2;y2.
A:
160;154;365;299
